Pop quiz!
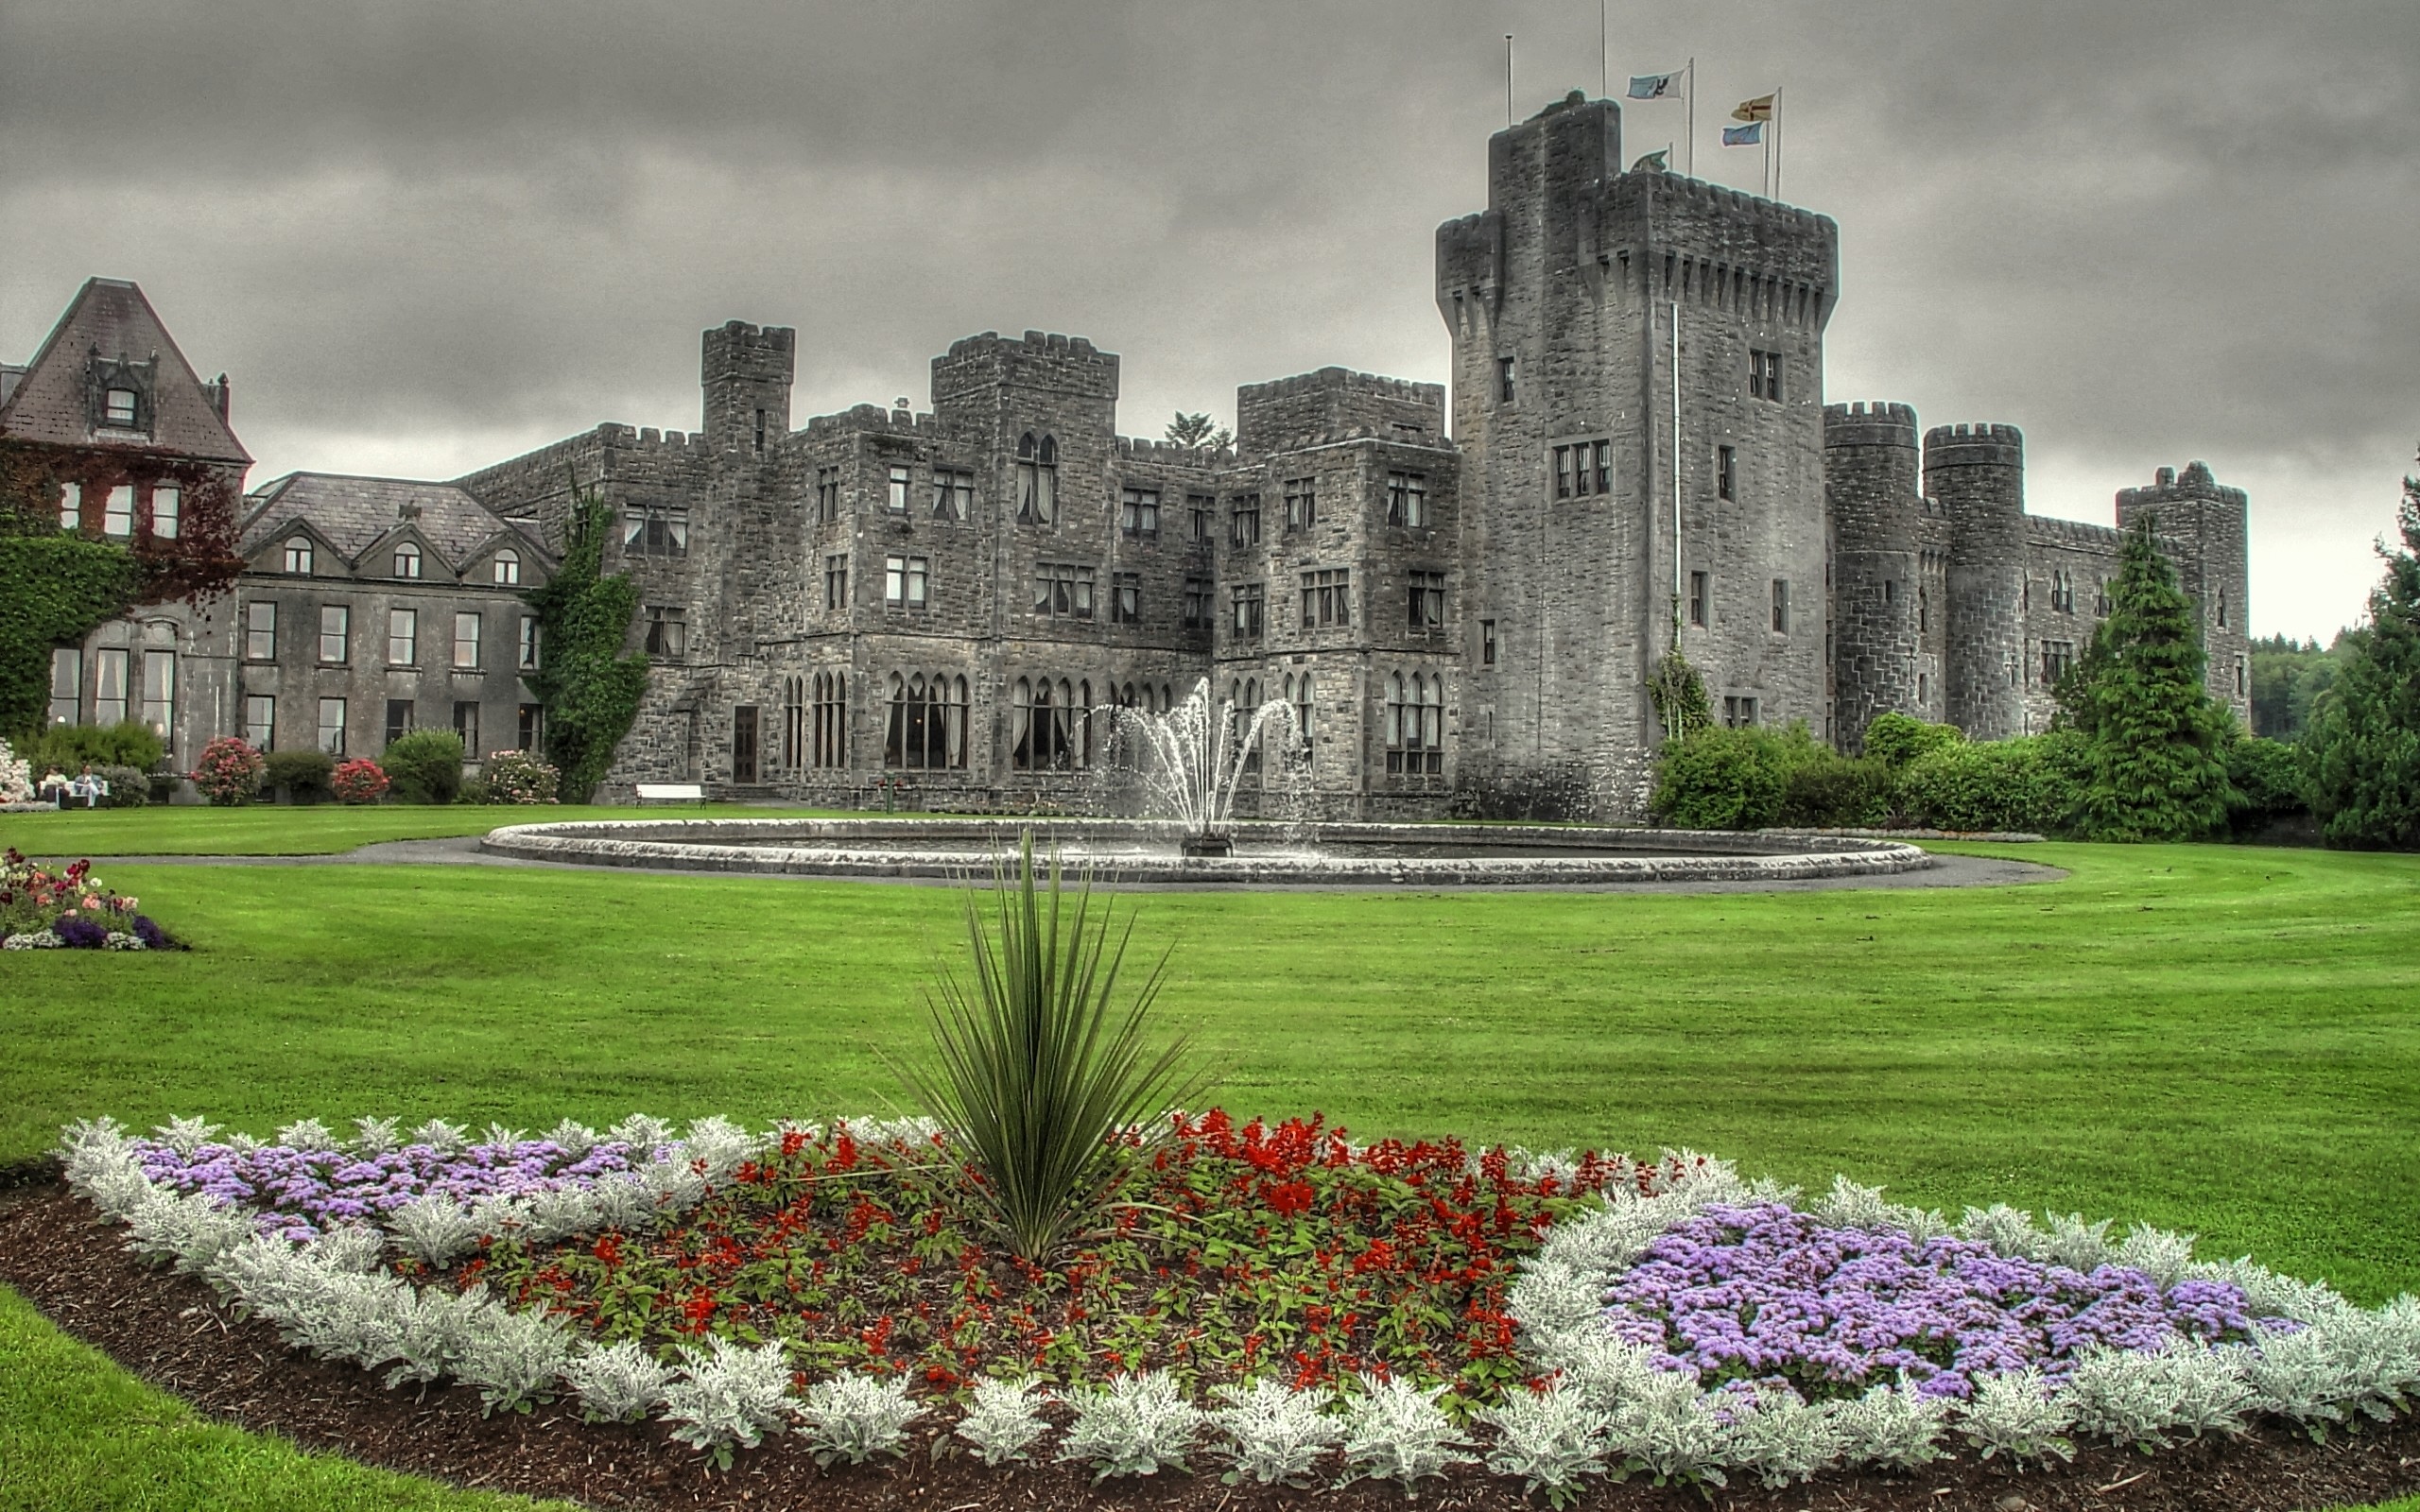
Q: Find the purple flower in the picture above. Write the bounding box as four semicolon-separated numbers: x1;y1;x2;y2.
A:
53;916;109;949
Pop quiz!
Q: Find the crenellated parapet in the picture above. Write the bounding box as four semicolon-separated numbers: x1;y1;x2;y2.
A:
1236;366;1446;455
931;329;1120;412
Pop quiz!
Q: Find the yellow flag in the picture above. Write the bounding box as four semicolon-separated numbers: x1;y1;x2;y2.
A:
1732;93;1775;123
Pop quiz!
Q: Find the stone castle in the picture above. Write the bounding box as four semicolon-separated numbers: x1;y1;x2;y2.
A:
7;92;2249;815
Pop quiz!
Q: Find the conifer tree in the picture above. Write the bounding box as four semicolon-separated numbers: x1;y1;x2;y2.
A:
2054;513;2236;840
521;478;649;802
2305;466;2420;849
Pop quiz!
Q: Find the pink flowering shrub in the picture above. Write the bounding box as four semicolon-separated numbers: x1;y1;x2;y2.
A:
483;748;561;804
1;849;178;949
330;758;389;805
190;736;268;806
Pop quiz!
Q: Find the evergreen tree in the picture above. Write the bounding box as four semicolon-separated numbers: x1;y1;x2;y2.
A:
2054;513;2236;840
2305;467;2420;849
1163;412;1232;452
521;478;649;801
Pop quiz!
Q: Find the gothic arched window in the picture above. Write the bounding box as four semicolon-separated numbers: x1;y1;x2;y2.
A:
782;675;804;769
1015;432;1058;524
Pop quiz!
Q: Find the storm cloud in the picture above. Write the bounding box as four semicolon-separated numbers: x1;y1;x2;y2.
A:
4;0;2411;638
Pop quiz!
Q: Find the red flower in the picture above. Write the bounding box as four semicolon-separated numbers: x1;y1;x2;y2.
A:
1265;1179;1316;1218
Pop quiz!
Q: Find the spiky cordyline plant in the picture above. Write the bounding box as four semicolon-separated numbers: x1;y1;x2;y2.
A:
901;831;1205;1263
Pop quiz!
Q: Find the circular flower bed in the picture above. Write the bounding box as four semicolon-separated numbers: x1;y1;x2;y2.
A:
57;1113;2420;1498
1;850;178;950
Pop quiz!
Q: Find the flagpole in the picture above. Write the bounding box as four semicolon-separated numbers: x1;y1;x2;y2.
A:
1671;299;1683;639
1599;0;1607;99
1774;88;1785;199
1505;34;1514;128
1685;58;1696;177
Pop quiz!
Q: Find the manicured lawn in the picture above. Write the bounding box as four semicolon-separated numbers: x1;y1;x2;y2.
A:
3;801;734;855
1;830;2415;1509
0;1284;570;1511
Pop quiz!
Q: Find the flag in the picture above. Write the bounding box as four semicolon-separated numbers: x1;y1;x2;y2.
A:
1627;71;1685;100
1630;148;1670;172
1721;121;1764;146
1732;93;1776;123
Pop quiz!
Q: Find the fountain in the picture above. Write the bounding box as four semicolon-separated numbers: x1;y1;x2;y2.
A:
1105;680;1301;857
479;674;1936;886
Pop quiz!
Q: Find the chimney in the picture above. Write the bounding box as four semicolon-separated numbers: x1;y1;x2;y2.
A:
214;373;231;422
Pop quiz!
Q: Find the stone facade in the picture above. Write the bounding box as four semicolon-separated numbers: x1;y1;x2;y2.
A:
9;94;2252;810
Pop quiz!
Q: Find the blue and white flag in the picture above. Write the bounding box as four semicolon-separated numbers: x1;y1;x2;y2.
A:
1722;121;1764;146
1627;71;1685;100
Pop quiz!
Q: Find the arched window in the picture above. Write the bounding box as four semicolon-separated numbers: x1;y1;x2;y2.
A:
394;542;423;579
811;671;847;768
1012;678;1037;770
1015;432;1058;524
493;549;521;586
782;676;804;769
1291;672;1314;755
1385;673;1442;775
946;676;969;769
284;536;313;574
1417;674;1443;772
1078;679;1093;767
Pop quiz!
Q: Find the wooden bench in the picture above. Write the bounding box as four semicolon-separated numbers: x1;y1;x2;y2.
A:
631;782;706;805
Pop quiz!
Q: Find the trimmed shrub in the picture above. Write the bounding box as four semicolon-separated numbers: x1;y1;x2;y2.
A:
95;763;149;807
1861;712;1962;770
331;758;389;805
1895;733;2085;834
26;721;164;775
382;730;464;805
482;748;561;805
1655;723;1883;830
263;748;336;804
190;736;267;806
2226;736;2310;835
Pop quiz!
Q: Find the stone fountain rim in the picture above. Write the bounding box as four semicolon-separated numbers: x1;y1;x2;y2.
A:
477;816;1933;887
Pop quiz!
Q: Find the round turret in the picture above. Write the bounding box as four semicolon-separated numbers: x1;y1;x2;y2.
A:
1825;403;1932;747
1925;423;2028;740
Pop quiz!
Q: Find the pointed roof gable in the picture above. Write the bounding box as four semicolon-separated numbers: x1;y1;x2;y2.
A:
240;472;534;568
0;278;250;463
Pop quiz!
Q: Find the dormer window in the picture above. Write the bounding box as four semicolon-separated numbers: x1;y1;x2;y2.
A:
284;536;314;574
394;542;423;579
104;387;138;427
493;548;521;586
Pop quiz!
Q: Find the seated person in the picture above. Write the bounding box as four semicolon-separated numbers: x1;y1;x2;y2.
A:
65;764;108;808
38;768;69;806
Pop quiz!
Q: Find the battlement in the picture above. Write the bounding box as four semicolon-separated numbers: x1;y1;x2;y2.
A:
2116;460;2249;511
2024;515;2124;551
1236;366;1446;455
702;320;796;376
931;329;1119;407
597;423;704;452
1619;170;1835;238
800;404;953;444
1925;422;2025;472
1825;401;1919;449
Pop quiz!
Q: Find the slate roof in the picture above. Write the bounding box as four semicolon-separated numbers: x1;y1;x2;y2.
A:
0;278;250;463
242;472;541;571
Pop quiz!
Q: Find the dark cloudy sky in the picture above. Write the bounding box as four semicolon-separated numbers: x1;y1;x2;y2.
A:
4;0;2412;641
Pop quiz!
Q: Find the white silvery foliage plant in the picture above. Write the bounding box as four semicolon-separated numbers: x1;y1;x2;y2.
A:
2244;1298;2420;1431
482;1124;529;1152
544;1118;600;1156
518;1185;606;1246
677;1115;765;1184
563;1339;675;1424
1508;1155;1748;1363
1959;1367;2076;1465
2039;1212;2120;1273
154;1116;221;1157
453;1304;575;1417
385;1282;500;1390
1338;1375;1475;1494
351;1115;404;1155
1829;1382;1952;1469
661;1335;796;1469
1478;1383;1610;1503
954;1377;1052;1467
1810;1176;1948;1244
1205;1379;1339;1487
2190;1256;2345;1324
796;1372;925;1466
588;1171;665;1233
2065;1341;2253;1447
608;1113;674;1152
1720;1384;1846;1488
387;1194;484;1268
2116;1223;2200;1288
123;1186;255;1286
1603;1370;1730;1486
1056;1371;1202;1482
275;1118;337;1150
410;1119;470;1156
1958;1203;2047;1259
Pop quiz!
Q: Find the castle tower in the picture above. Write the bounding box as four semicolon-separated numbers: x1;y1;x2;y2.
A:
1439;91;1838;816
1927;422;2029;739
2117;461;2252;727
701;320;794;462
1825;402;1945;746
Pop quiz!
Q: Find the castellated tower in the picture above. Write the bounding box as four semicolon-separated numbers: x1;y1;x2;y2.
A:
1926;422;2030;739
1439;91;1838;816
702;320;794;461
1825;403;1948;746
2118;461;2253;728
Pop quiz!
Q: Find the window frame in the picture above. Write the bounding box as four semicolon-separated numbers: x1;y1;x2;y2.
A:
319;604;351;664
453;610;482;670
388;607;419;666
244;600;277;662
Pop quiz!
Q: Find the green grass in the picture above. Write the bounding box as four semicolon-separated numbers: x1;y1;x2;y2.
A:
2;802;737;855
1;827;2416;1510
0;1285;571;1512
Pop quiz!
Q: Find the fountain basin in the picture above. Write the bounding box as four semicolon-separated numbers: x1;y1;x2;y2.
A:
478;817;1932;888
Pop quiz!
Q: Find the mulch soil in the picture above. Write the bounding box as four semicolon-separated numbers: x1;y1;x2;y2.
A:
1;1177;2413;1512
